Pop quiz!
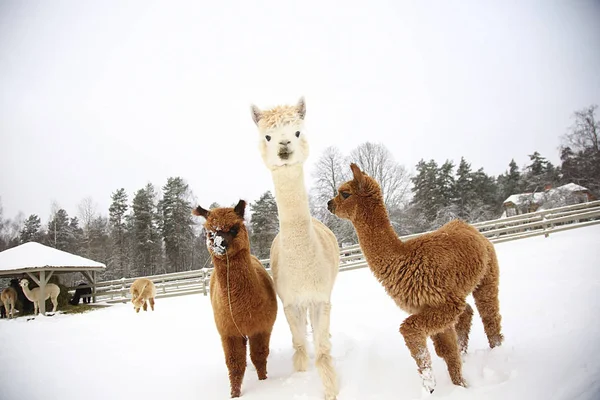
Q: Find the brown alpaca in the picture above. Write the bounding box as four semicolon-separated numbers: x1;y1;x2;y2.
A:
192;200;278;398
327;163;504;393
1;287;17;319
130;278;156;313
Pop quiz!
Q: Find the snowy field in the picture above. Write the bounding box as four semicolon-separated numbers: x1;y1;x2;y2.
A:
1;225;599;400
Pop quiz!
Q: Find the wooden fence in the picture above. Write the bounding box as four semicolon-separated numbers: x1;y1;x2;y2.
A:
70;200;600;304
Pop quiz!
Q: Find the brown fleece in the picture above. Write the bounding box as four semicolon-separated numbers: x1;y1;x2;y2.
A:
1;286;17;319
328;163;504;388
130;278;156;313
192;200;278;398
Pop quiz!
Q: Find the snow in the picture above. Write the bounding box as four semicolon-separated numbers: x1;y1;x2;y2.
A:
1;225;600;400
0;242;105;272
503;183;590;207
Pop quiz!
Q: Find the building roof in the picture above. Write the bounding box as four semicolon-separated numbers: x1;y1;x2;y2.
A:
503;183;590;206
0;242;106;274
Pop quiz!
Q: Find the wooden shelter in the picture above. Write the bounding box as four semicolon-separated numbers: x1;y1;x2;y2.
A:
0;242;106;315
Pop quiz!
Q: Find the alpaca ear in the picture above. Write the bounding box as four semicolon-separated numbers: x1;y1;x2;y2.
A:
251;104;262;125
350;163;365;188
192;205;210;218
234;199;246;219
296;97;306;119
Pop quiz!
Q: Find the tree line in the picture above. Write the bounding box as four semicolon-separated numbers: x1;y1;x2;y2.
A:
0;105;597;280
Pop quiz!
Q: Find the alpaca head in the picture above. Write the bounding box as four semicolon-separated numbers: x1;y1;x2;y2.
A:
19;279;29;290
132;296;145;312
327;163;384;221
192;200;250;259
250;97;310;170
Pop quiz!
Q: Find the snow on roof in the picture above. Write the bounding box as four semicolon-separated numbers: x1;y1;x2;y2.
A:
0;242;106;273
503;183;590;206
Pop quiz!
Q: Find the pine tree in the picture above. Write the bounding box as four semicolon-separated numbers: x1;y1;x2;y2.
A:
19;214;43;243
47;209;72;251
108;188;129;278
159;177;195;273
249;191;279;259
410;159;440;223
131;183;162;276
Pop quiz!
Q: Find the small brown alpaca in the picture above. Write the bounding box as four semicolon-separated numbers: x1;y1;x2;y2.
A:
1;286;17;319
130;278;156;313
192;200;278;398
328;163;504;393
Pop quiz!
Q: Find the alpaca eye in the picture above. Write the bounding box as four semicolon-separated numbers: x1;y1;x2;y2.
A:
265;135;271;142
341;191;351;199
229;226;238;236
295;131;300;138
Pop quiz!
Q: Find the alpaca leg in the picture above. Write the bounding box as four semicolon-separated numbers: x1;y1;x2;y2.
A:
473;256;504;348
283;304;309;372
142;300;148;312
249;331;271;380
399;299;466;393
10;301;15;319
222;335;248;398
432;326;466;387
149;298;155;311
455;303;474;355
51;296;58;313
309;302;338;400
33;301;38;315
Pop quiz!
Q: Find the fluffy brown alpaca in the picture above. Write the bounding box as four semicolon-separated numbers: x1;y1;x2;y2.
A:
327;163;504;393
192;200;278;398
130;278;156;313
1;287;17;319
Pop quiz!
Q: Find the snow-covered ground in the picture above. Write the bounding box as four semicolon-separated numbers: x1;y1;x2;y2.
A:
1;225;599;400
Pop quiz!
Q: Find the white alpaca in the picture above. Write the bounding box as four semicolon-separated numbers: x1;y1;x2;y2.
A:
251;97;340;400
19;279;60;315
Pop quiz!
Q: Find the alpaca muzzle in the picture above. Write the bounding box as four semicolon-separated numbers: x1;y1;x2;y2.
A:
327;199;336;213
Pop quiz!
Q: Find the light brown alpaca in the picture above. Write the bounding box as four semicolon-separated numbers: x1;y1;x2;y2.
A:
192;200;278;398
328;163;504;393
130;278;156;313
1;287;17;319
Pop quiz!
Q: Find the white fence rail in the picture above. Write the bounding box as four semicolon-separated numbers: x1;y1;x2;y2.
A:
72;200;600;304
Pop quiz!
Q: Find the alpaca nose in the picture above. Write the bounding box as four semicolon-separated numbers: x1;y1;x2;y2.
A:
279;140;291;145
327;199;335;213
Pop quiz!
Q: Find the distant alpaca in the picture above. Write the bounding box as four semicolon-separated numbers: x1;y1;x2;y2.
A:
19;279;60;315
69;282;92;305
328;164;504;393
130;278;156;313
250;98;340;399
10;279;33;314
1;287;17;319
193;200;278;398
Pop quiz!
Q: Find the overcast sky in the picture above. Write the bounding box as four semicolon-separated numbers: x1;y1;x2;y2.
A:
1;0;598;221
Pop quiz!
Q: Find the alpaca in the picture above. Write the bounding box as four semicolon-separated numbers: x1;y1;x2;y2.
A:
19;279;60;315
1;287;17;319
327;163;504;393
10;279;33;315
251;97;340;399
129;278;156;313
192;200;278;398
69;282;92;305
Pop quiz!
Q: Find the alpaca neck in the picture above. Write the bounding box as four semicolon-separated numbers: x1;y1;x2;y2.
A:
354;200;406;272
271;164;313;239
22;286;35;302
212;251;259;296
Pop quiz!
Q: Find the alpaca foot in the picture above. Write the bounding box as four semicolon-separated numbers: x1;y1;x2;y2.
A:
230;388;241;398
451;375;468;388
293;348;309;372
419;368;436;394
489;334;504;348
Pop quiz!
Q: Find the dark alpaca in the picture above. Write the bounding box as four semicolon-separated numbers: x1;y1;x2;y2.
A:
0;304;5;318
328;163;504;393
10;278;34;315
69;283;92;306
192;200;278;398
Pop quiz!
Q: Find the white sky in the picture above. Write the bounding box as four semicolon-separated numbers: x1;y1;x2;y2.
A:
1;0;599;221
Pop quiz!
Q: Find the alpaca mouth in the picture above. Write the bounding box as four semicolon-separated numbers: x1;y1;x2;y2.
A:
278;150;293;160
327;199;336;213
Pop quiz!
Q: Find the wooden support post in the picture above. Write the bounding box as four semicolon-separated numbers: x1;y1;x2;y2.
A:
92;271;97;303
38;270;46;316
